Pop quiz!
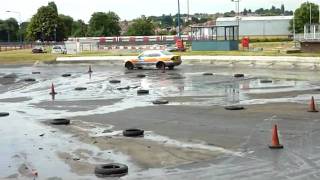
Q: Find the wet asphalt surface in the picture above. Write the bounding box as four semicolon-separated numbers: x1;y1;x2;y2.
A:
0;63;320;179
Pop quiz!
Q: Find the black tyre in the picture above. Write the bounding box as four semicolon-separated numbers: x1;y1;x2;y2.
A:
95;163;128;177
75;87;87;91
32;72;41;74
156;62;165;69
234;74;244;78
203;72;213;76
152;100;169;105
62;74;71;77
117;86;130;90
137;74;146;78
168;66;174;70
0;112;9;117
167;76;185;80
50;118;70;125
137;89;149;95
109;80;121;84
260;80;273;83
125;62;134;70
137;67;143;70
123;129;144;137
24;78;36;82
224;106;245;110
3;74;17;79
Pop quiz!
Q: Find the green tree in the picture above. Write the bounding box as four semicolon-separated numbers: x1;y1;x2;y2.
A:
72;20;88;37
126;16;155;36
0;18;19;42
59;14;73;37
281;4;285;14
161;15;173;28
289;2;319;33
88;12;121;36
48;1;58;14
27;5;59;41
243;8;248;16
20;22;29;42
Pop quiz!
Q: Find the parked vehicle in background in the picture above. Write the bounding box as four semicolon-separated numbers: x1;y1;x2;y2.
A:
32;46;46;53
165;45;179;52
52;45;67;54
124;50;182;70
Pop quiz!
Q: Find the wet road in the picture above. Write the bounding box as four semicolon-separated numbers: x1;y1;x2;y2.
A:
0;63;320;179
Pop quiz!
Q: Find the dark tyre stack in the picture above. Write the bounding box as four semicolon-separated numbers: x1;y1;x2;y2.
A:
50;118;70;125
123;129;144;137
95;163;128;177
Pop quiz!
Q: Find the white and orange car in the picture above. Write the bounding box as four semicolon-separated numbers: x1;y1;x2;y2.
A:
124;50;182;70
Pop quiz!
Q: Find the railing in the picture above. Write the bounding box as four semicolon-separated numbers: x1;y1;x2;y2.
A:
0;43;34;52
295;33;320;41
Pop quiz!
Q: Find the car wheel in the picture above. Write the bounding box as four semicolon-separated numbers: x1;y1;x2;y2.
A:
125;62;134;70
137;67;143;70
156;62;165;69
168;66;174;70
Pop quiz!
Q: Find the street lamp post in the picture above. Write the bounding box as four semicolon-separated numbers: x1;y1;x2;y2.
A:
187;0;190;21
177;0;181;38
54;24;57;42
231;0;240;26
231;0;240;39
309;1;312;25
6;10;22;46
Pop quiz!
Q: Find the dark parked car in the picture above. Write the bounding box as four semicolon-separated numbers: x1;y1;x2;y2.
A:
32;46;46;53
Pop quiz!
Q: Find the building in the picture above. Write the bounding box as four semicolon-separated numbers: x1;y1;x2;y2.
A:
216;16;293;38
190;25;239;51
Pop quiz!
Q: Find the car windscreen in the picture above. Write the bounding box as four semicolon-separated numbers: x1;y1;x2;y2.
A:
161;51;173;55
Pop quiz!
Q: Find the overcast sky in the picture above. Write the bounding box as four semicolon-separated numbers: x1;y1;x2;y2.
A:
0;0;316;22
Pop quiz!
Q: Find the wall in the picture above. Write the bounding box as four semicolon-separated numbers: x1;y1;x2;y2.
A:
300;42;320;53
192;40;239;51
216;17;292;37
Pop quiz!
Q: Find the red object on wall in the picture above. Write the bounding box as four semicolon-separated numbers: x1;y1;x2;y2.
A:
143;37;149;43
176;39;185;50
99;37;106;44
242;37;250;48
129;37;135;43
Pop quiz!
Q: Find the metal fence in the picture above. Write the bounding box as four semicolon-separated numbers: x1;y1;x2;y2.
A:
0;42;38;52
295;33;320;41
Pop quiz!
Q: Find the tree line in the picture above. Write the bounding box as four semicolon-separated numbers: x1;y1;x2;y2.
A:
0;2;318;42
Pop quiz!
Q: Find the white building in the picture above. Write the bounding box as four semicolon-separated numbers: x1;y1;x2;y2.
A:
216;16;293;38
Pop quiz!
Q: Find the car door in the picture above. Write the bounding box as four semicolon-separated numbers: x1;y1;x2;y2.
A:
145;53;160;65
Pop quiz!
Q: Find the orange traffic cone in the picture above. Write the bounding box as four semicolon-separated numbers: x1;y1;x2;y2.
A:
269;124;283;149
308;96;318;112
49;83;57;95
88;65;93;73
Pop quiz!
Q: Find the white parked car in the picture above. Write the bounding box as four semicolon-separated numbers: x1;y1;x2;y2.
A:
52;45;67;54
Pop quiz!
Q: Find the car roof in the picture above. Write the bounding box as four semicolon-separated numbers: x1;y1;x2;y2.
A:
142;50;164;54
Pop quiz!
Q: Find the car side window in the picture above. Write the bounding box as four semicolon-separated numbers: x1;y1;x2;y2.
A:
150;53;160;57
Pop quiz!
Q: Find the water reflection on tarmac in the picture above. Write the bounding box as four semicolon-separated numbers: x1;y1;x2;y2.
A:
0;64;320;179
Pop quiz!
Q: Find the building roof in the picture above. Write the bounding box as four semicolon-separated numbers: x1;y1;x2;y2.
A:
216;16;293;22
